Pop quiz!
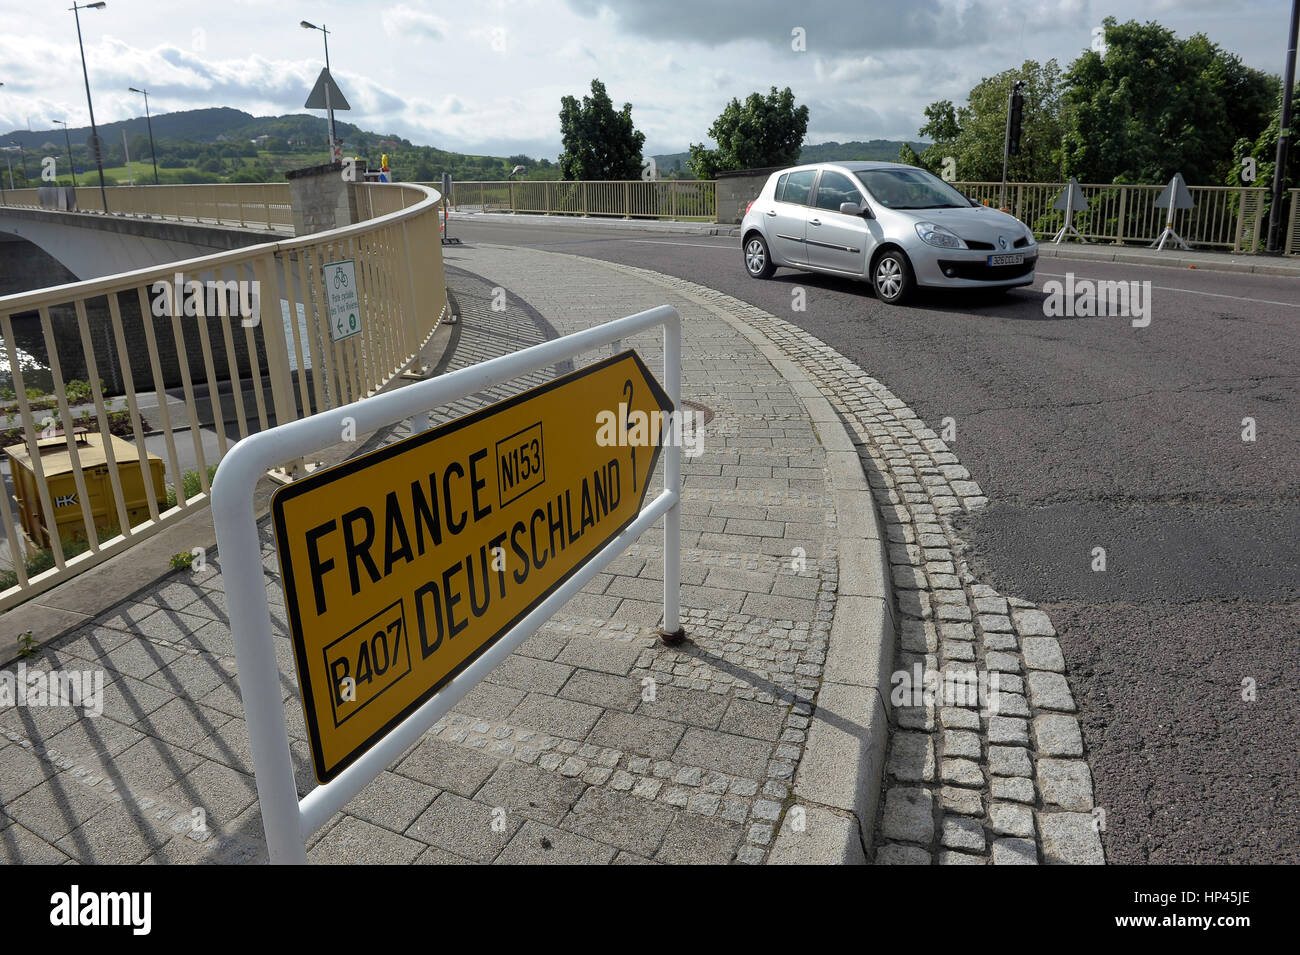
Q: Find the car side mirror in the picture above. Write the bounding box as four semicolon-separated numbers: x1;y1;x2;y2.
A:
840;201;873;218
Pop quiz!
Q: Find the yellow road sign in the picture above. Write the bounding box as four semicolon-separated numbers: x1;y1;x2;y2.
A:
272;350;673;782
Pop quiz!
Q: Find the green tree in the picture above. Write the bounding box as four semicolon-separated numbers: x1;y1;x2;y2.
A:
1060;18;1276;183
915;60;1064;183
128;134;152;163
558;79;646;180
1229;86;1299;247
1231;88;1299;189
688;87;809;180
897;143;923;167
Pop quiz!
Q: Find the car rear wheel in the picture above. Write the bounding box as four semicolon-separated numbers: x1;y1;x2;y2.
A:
744;235;776;279
872;250;915;305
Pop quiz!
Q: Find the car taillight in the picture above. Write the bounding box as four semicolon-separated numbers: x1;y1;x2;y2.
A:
744;201;754;216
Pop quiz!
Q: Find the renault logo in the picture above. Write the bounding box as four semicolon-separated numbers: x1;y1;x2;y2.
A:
997;235;1008;250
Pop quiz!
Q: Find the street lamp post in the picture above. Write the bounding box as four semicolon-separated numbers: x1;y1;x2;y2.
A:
301;20;338;164
1266;0;1300;252
52;119;78;188
128;87;160;185
70;1;109;213
999;79;1026;212
10;140;29;184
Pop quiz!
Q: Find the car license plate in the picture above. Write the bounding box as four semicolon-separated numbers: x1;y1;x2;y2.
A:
987;253;1025;266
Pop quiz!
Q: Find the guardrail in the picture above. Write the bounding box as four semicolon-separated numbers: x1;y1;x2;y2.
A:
1286;189;1300;256
0;182;446;611
0;182;293;230
953;181;1272;252
439;179;718;221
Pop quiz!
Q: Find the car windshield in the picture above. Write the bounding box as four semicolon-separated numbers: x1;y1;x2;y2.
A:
853;167;971;210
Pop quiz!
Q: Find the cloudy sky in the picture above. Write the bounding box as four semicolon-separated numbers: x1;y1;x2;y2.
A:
0;0;1289;159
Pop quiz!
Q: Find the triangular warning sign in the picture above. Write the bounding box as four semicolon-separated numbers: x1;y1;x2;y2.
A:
1052;177;1088;212
305;68;350;111
1154;172;1194;210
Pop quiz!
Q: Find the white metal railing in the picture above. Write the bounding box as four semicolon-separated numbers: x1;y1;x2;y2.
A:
439;179;718;221
213;304;682;863
954;181;1272;252
1286;189;1300;256
0;182;446;611
0;182;293;230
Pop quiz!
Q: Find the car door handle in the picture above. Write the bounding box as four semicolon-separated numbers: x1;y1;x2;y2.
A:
765;210;777;217
809;218;821;226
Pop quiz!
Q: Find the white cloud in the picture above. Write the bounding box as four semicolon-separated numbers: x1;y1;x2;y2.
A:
813;56;887;84
0;0;1289;160
382;5;449;41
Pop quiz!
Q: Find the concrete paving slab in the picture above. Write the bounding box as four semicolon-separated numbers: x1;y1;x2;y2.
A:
0;244;893;865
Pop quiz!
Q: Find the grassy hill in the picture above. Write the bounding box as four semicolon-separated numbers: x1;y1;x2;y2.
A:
798;140;930;162
4;108;257;150
651;140;930;177
3;108;931;187
1;108;553;187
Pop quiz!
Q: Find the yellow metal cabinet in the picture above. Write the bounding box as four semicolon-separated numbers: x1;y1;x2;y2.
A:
4;432;167;550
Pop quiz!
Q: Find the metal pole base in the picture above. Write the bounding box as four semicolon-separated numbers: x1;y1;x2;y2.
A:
1149;226;1190;251
1052;224;1085;244
657;627;687;646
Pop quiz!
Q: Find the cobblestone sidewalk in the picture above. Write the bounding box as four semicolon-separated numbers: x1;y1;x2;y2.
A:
563;256;1106;865
2;244;1103;865
0;247;843;864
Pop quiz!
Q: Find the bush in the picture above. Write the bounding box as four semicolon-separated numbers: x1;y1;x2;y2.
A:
0;522;120;592
64;379;103;404
165;465;218;508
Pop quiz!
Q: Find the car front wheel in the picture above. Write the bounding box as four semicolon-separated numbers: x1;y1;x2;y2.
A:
872;250;915;305
744;235;776;279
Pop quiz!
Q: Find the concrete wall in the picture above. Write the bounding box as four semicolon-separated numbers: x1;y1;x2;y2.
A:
0;210;277;393
716;165;787;226
0;205;272;282
1;243;273;396
288;162;358;236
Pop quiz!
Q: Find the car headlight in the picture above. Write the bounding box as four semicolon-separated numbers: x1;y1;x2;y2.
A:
915;222;968;250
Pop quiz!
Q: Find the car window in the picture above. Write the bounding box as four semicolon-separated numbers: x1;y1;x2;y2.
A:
854;167;969;210
773;173;789;200
813;170;862;211
778;170;816;206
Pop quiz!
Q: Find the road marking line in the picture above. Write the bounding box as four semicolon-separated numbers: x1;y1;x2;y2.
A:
1035;272;1300;309
625;239;736;249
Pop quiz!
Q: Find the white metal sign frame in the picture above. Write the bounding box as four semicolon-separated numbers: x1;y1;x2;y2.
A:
211;304;683;864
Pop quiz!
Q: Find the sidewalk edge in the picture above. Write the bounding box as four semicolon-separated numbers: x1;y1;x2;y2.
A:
1036;243;1300;276
447;210;741;237
511;247;894;864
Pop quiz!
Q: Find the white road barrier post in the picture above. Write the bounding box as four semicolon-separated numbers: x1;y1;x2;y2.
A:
659;315;685;644
212;304;682;863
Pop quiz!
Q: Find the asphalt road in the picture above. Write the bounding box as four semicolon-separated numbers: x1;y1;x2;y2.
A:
449;215;1300;864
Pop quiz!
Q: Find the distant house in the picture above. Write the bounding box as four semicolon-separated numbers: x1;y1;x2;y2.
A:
251;134;270;146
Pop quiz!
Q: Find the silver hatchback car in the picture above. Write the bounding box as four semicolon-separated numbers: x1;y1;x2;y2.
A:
740;161;1037;304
